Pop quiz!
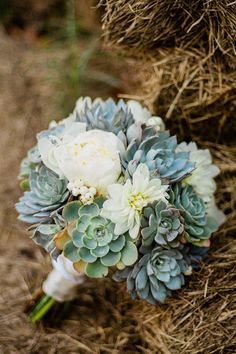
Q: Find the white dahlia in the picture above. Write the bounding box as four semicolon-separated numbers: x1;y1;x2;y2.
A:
101;164;169;239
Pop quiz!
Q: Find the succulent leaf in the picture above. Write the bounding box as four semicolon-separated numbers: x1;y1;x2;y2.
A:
85;260;109;278
62;201;82;222
114;246;191;304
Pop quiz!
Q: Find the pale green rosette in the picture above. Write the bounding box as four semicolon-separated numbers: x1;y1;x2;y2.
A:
114;246;190;304
141;200;184;248
62;200;138;278
16;165;69;224
170;184;218;245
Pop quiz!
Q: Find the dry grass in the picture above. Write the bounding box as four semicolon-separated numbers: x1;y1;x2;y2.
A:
113;48;236;145
100;0;236;68
0;26;236;354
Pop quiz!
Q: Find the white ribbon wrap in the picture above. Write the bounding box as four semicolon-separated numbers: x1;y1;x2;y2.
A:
43;254;84;302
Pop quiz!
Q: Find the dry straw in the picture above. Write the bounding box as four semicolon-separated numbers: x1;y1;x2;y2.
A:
100;0;236;68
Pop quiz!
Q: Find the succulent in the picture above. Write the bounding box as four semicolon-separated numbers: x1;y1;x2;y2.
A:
15;165;69;224
61;200;138;278
19;145;41;179
123;129;195;183
170;184;218;245
74;98;135;135
32;223;61;258
141;200;184;248
114;246;191;304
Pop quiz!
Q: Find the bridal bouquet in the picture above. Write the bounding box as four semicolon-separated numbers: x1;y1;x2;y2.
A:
16;97;225;321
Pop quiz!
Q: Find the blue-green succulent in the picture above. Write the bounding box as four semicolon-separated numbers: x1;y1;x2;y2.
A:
114;246;191;304
170;184;218;245
141;200;184;248
74;98;134;135
123;129;195;183
16;165;69;224
32;223;61;258
19;145;41;179
62;200;138;278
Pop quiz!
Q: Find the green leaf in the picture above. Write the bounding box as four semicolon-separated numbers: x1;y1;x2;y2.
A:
121;241;138;266
90;245;109;257
20;178;30;191
64;240;81;262
85;260;108;278
79;247;97;263
79;203;99;217
38;224;60;235
109;235;125;252
62;201;82;222
101;251;121;266
94;196;106;208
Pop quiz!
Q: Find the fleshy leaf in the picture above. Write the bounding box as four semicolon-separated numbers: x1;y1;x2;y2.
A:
85;260;108;278
64;240;81;262
62;201;82;222
101;251;121;266
54;228;71;250
121;241;138;266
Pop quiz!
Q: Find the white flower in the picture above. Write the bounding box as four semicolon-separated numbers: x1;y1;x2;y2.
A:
37;121;87;177
101;164;169;239
54;129;124;194
127;100;165;130
206;197;226;227
176;142;220;203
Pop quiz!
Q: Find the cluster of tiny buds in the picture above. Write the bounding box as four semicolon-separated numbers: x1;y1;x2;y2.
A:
67;178;97;204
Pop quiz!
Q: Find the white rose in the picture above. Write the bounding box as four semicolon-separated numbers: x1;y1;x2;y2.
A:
54;129;124;194
37;121;87;177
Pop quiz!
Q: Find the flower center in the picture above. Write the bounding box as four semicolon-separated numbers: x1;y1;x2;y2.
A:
95;228;105;238
128;193;148;212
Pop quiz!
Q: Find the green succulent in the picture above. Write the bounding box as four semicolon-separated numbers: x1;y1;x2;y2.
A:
141;200;184;248
114;246;191;304
32;223;61;258
74;98;134;135
122;128;195;183
170;184;218;245
62;200;138;278
15;165;69;224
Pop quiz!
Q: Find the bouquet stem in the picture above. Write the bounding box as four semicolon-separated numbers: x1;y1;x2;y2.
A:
29;294;56;323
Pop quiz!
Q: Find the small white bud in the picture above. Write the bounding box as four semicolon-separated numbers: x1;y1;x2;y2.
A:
88;187;97;195
79;186;89;195
72;187;80;197
74;178;84;188
85;192;94;200
80;195;87;204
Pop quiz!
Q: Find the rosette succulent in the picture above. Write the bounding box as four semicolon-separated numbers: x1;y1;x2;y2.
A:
123;128;195;183
114;246;191;304
141;200;184;248
171;184;218;245
62;201;138;278
73;97;134;134
16;165;69;224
